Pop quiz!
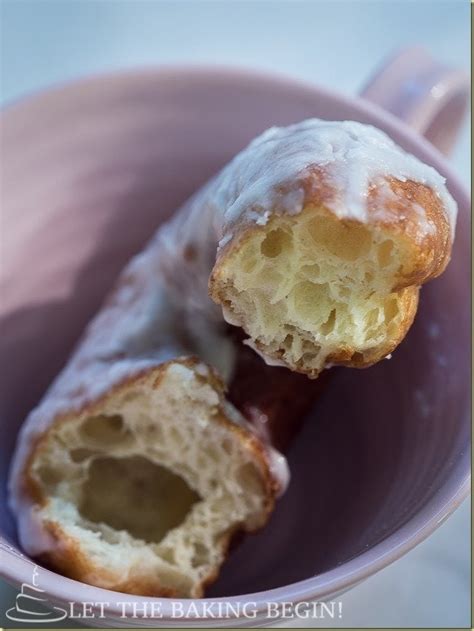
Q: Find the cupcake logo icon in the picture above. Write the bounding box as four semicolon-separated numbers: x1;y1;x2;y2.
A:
6;565;68;623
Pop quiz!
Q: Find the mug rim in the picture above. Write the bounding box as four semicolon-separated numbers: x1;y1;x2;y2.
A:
0;64;470;622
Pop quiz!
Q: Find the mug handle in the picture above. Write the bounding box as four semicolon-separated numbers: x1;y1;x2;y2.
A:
360;46;469;156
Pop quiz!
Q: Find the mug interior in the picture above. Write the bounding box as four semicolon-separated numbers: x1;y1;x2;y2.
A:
0;68;470;606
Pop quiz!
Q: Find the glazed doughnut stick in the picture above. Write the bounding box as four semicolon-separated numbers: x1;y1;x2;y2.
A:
9;119;456;599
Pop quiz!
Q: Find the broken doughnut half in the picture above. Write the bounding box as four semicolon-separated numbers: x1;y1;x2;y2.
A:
11;360;284;598
209;121;455;376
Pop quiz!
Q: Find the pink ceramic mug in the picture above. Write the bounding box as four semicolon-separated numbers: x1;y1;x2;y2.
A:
0;47;470;627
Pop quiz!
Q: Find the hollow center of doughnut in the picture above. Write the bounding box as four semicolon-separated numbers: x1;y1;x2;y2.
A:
79;455;200;544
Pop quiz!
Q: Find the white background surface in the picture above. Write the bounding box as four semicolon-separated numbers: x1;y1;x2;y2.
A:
0;0;470;628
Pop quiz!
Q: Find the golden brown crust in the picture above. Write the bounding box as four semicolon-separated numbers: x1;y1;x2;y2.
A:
300;169;452;286
367;177;452;286
325;286;419;369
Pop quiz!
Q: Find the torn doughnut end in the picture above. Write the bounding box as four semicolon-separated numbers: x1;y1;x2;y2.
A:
210;179;451;377
16;360;279;598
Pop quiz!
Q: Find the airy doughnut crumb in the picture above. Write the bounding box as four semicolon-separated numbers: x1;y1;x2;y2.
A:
23;361;278;598
211;198;443;376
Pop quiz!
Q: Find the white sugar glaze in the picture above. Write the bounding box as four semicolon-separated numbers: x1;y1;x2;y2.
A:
10;119;458;528
211;119;457;238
